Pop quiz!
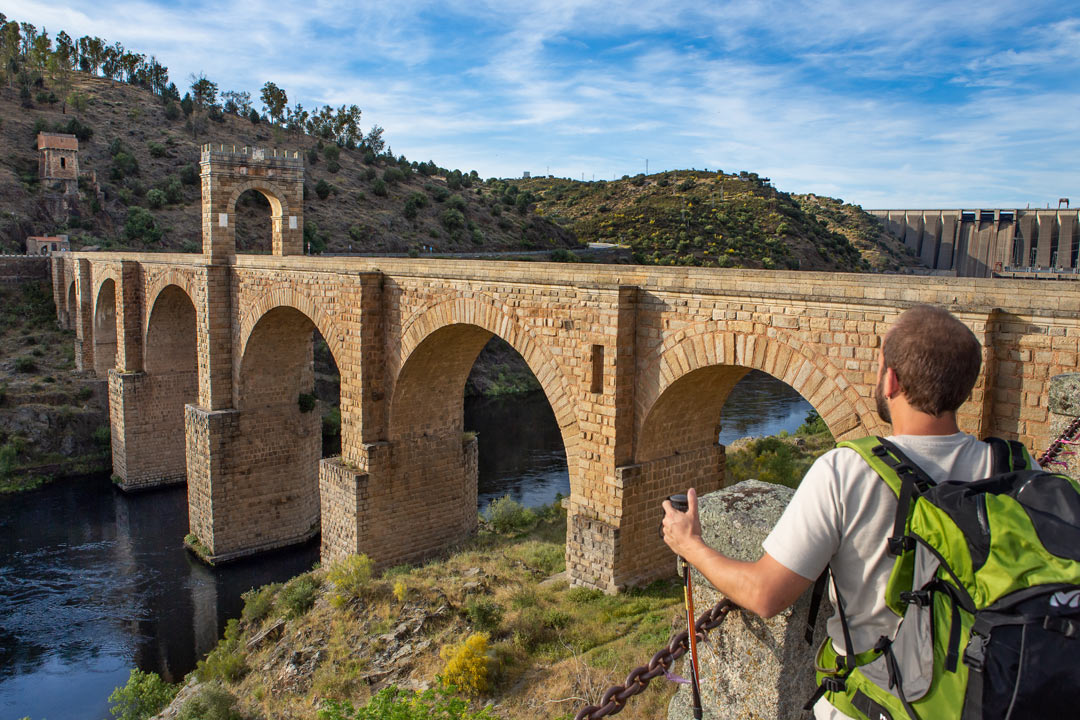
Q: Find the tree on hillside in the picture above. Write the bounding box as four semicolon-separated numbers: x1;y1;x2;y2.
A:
189;72;218;109
285;103;308;137
120;51;144;83
260;81;287;125
54;30;74;68
221;89;252;115
0;21;20;89
101;42;122;81
364;125;385;155
47;49;74;112
146;56;168;95
76;35;104;75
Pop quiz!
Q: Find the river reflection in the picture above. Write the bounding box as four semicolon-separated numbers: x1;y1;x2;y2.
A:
0;477;318;720
1;370;811;719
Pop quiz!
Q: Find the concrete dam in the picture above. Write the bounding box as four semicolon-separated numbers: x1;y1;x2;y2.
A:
868;208;1080;279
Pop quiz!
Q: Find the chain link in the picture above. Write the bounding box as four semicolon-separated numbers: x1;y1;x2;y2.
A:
573;599;737;720
1038;415;1080;467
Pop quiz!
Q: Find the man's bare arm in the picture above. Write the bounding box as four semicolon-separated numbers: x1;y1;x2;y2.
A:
662;488;814;618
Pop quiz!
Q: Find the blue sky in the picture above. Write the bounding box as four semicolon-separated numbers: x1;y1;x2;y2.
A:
8;1;1079;207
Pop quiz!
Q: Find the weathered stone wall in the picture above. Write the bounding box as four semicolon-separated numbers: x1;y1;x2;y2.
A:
0;256;50;283
109;370;197;489
583;444;726;591
185;402;321;561
319;432;479;569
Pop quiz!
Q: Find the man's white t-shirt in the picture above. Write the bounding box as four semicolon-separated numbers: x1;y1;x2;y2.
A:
761;432;999;720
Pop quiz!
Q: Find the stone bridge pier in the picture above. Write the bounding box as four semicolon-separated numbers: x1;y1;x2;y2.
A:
51;146;1080;591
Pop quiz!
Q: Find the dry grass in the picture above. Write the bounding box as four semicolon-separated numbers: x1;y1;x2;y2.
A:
216;503;687;720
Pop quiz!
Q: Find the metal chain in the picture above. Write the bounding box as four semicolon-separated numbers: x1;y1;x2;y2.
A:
573;599;737;720
1038;415;1080;467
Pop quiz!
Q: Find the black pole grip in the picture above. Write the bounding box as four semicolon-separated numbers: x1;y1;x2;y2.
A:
659;493;690;539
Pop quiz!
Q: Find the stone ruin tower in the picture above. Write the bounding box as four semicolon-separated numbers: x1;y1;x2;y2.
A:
37;132;80;219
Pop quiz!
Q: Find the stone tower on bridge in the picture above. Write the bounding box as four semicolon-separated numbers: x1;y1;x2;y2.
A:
200;144;305;258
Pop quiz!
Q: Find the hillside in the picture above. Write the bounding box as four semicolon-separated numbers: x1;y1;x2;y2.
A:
0;70;923;272
0;75;578;255
513;172;921;272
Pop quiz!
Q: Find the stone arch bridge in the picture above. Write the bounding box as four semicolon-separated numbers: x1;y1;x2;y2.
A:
48;147;1080;591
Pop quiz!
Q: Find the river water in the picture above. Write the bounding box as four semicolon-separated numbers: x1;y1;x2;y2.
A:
0;370;810;720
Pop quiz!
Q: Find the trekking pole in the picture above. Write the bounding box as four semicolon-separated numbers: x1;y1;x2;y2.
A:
667;494;704;719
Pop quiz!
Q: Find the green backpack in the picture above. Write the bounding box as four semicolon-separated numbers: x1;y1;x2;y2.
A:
805;436;1080;720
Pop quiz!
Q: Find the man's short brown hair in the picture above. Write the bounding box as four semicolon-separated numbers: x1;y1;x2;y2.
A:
882;305;982;416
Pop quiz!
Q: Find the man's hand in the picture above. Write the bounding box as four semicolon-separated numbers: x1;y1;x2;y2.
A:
662;487;702;558
660;486;814;618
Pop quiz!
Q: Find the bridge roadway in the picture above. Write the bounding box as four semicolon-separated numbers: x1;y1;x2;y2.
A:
51;252;1078;591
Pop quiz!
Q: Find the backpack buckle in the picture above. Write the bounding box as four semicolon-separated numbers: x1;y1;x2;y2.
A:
822;676;847;693
887;536;914;556
963;634;987;672
900;590;931;607
1043;615;1078;639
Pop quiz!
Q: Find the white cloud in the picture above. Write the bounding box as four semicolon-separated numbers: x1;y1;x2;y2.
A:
4;0;1076;205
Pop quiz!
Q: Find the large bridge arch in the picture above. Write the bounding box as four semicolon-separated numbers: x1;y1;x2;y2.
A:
636;329;878;460
394;295;582;468
110;283;200;490
92;276;118;378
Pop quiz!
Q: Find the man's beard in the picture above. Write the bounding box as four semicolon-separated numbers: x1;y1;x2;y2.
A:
875;372;892;425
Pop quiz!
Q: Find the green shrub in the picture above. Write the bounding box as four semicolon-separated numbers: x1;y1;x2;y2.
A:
441;208;465;232
177;685;242;720
315;179;331;200
371;179;388;197
464;598;503;632
0;442;19;475
482;495;535;534
427;184;449;203
383;167;405;184
148;142;168;158
146;189;166;209
14;356;35;373
163;102;180;121
304;222;328;254
125;207;162;244
318;687;497;720
280;575;320;618
364;167;377;181
327;160;341;174
797;409;829;436
93;425;111;451
327;554;373;606
298;393;317;413
163;177;184;204
110;151;139;181
180;164;199;185
447;194;467;212
241;583;280;625
194;619;247;682
107;668;179;720
323;144;341;162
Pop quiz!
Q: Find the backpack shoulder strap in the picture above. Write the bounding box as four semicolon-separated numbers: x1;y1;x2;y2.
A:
985;436;1036;472
837;436;933;557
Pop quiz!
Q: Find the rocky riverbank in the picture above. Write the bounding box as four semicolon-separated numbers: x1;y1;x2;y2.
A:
0;281;110;492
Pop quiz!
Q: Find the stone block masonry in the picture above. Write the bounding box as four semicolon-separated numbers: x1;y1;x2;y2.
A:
54;146;1080;592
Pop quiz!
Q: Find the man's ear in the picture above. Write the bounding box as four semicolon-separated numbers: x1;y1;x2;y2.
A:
883;366;901;400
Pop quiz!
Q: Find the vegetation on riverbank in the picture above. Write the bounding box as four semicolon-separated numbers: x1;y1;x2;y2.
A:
126;499;683;720
724;410;835;488
0;282;110;492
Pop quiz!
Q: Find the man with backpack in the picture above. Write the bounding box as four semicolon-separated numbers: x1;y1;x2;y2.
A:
662;304;1080;719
